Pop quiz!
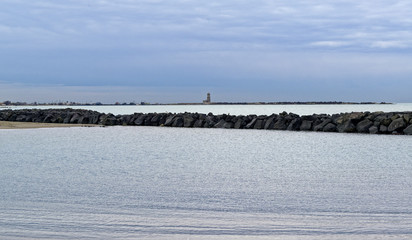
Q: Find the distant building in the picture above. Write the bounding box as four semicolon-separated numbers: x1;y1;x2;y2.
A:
203;93;211;104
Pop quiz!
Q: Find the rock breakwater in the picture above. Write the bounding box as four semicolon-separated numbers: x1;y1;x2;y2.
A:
1;108;412;135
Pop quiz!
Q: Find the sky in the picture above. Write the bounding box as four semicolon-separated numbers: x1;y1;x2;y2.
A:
1;0;412;103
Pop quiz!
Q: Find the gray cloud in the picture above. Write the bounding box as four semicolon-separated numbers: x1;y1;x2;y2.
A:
1;0;412;102
2;0;412;51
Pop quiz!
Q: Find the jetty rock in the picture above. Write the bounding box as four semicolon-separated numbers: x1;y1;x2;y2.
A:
1;108;412;135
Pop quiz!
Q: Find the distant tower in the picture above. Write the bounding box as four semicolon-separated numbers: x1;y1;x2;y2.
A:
203;93;211;104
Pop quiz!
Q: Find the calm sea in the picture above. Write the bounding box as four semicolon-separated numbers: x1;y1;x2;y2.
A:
5;102;412;115
1;105;412;239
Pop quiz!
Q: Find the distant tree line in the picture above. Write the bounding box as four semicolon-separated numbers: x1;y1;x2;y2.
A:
0;101;138;106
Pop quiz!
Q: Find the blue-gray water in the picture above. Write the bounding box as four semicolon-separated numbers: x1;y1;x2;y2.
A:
5;103;412;115
1;125;412;239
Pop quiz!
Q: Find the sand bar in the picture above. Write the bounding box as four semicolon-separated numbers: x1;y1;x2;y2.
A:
0;121;97;129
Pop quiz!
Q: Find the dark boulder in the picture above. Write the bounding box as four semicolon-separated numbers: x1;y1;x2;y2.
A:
314;119;332;131
330;114;341;122
203;122;213;128
348;112;366;123
134;115;147;126
273;117;287;130
214;119;227;128
205;115;217;127
230;116;241;123
284;114;296;124
312;118;323;128
164;115;175;126
388;118;406;132
369;126;379;134
403;125;412;135
55;116;64;123
403;114;411;123
101;115;117;126
193;119;204;128
144;114;155;126
26;115;34;122
198;114;207;121
382;118;392;126
379;125;388;133
390;114;400;121
117;115;131;125
246;115;257;122
264;117;275;130
0;112;6;121
33;116;44;123
80;115;91;124
63;113;72;123
223;122;234;129
43;114;53;123
375;115;392;126
158;114;168;125
183;115;196;127
129;113;141;125
150;114;162;126
70;113;82;124
356;119;374;133
323;123;337;132
89;114;101;124
172;116;184;127
300;120;313;131
245;118;257;129
219;114;227;122
337;120;356;133
287;118;301;131
253;119;264;129
335;112;365;126
16;115;27;122
224;115;234;122
301;115;316;121
234;118;246;129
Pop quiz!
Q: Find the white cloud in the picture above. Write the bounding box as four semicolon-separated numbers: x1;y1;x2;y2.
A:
1;0;412;51
371;41;407;49
310;41;351;47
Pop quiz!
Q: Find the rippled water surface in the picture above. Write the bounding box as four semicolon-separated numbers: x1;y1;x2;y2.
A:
1;126;412;239
6;102;412;115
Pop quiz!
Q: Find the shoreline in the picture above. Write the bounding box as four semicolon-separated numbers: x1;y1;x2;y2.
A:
0;121;97;129
0;101;392;108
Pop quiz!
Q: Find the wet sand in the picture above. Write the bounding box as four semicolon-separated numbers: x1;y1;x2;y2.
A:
0;121;97;129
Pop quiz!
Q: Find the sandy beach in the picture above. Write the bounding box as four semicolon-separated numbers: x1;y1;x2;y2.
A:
0;121;97;129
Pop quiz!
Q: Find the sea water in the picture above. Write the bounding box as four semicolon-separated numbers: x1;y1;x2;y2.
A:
1;125;412;239
6;103;412;115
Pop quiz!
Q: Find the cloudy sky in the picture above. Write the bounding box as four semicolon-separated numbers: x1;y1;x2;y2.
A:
1;0;412;103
